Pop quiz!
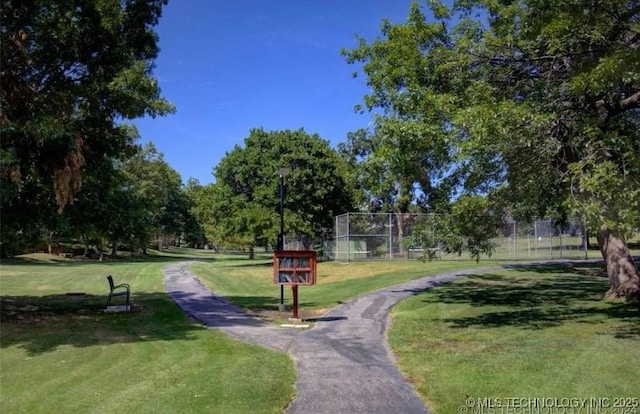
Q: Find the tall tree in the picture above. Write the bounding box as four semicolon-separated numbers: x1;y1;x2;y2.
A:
339;122;459;253
181;178;208;248
118;142;187;251
213;128;356;252
1;0;174;256
339;125;453;213
343;0;640;299
183;179;222;248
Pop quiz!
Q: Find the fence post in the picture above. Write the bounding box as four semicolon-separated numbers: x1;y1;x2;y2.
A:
388;213;393;260
513;221;517;260
347;213;350;263
333;216;340;260
583;220;588;260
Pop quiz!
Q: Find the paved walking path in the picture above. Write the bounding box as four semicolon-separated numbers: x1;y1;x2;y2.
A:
163;261;492;414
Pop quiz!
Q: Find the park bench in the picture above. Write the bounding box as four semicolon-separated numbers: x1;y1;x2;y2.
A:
106;275;130;308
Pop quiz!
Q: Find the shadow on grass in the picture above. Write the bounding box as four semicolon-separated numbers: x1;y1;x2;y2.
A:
224;295;320;311
218;295;281;309
0;292;210;356
421;262;640;338
1;246;277;267
1;254;214;267
304;316;348;322
503;260;606;276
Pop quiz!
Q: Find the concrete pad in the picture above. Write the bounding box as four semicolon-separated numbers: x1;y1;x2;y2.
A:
280;323;310;329
104;305;131;312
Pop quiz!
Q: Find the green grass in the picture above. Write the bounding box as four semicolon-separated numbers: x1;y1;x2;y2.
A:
388;263;640;413
488;234;640;261
488;235;589;260
0;252;294;414
3;248;639;413
190;259;503;317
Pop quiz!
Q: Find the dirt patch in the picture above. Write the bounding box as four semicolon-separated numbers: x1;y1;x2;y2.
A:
0;294;107;323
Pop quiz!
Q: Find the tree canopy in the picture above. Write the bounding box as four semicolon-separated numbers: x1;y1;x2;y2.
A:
211;128;356;251
114;143;197;252
343;0;640;299
1;0;174;256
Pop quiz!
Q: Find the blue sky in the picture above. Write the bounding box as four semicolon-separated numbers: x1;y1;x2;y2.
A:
134;1;422;185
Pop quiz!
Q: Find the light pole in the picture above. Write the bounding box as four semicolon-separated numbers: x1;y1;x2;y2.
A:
278;167;289;312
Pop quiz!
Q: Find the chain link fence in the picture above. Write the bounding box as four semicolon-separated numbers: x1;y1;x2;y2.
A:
323;212;590;262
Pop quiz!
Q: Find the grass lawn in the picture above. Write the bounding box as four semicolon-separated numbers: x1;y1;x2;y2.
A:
3;248;638;413
0;251;295;414
388;262;640;413
190;258;503;319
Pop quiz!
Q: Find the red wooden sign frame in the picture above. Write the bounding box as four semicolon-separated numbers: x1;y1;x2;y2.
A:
273;250;317;319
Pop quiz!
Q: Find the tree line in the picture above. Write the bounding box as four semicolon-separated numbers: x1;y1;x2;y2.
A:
1;0;638;299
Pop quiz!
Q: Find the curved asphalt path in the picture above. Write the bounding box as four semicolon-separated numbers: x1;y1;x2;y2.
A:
163;261;493;414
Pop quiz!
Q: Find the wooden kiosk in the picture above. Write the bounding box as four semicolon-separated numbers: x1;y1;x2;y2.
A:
273;250;317;319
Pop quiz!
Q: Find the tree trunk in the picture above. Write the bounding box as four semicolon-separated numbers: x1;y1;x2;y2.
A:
597;228;640;300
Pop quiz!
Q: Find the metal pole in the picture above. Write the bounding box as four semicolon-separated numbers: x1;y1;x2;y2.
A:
279;173;284;249
583;219;588;260
335;215;338;261
513;221;517;260
276;168;290;311
389;214;393;260
278;172;285;310
346;213;350;263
